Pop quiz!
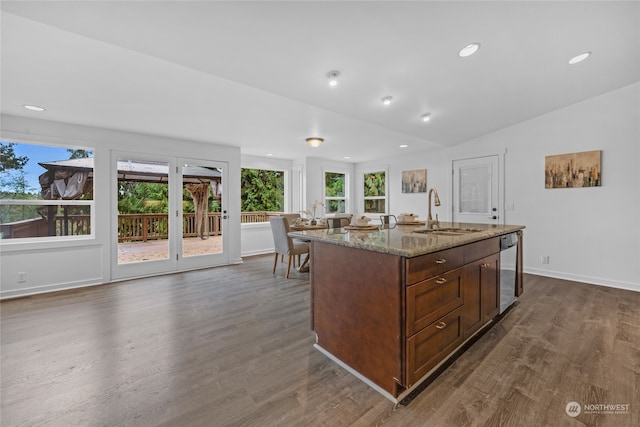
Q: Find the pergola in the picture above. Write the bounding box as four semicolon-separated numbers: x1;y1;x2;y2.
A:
37;158;222;238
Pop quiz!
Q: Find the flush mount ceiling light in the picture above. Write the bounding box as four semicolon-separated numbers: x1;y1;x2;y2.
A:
568;51;591;65
381;96;393;106
306;137;324;148
399;144;408;148
23;104;46;112
458;43;480;58
327;70;340;87
421;113;431;122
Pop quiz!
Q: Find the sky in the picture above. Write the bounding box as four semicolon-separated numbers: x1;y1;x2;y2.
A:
1;142;92;192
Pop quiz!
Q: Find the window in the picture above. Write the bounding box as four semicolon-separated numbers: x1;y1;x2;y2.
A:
324;171;347;214
363;170;387;214
0;141;94;240
240;168;284;222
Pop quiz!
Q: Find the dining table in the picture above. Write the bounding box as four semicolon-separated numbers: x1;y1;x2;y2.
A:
289;222;329;271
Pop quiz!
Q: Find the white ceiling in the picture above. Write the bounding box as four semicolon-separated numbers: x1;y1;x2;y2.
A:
1;1;639;163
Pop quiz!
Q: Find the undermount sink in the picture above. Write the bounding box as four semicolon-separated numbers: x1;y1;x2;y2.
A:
413;227;483;236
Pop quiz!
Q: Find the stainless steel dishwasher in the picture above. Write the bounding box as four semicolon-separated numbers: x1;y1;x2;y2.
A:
499;232;518;313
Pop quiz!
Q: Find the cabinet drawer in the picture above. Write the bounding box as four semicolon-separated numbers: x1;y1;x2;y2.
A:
406;247;464;284
464;237;500;264
406;267;464;336
406;307;464;387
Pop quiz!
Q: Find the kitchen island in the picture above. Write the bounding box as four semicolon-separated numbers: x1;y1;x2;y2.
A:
289;222;524;402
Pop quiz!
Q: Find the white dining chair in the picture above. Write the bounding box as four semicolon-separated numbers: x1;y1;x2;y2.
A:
269;216;309;279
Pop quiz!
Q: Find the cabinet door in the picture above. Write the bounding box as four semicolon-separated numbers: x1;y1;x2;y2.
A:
463;260;483;337
463;253;500;338
481;253;500;320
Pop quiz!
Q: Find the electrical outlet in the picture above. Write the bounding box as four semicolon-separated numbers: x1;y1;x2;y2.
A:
541;255;550;265
17;272;27;283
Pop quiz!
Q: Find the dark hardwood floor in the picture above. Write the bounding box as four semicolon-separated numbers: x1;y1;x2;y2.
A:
1;254;638;427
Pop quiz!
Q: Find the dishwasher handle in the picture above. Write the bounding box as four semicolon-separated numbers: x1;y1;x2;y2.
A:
500;233;518;250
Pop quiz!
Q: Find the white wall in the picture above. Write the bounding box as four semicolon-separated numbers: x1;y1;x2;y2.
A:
358;83;640;291
2;83;638;297
303;157;356;217
457;83;640;290
1;115;242;298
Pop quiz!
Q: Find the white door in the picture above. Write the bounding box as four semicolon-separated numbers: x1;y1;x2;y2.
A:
112;152;177;280
178;158;229;270
452;155;501;225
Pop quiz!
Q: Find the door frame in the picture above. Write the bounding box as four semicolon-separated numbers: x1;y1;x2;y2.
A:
110;151;229;281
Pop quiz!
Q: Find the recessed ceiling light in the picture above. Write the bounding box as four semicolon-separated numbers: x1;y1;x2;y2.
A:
381;96;393;106
399;144;408;148
327;70;340;87
267;153;274;157
421;113;431;122
23;104;46;112
343;156;351;160
458;43;480;58
568;51;591;65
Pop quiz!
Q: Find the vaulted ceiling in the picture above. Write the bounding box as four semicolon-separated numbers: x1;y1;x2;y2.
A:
2;1;638;162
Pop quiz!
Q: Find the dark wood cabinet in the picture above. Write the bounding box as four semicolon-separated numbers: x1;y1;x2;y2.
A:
463;253;500;338
481;254;500;321
310;231;522;400
406;266;464;336
406;306;464;386
404;238;500;388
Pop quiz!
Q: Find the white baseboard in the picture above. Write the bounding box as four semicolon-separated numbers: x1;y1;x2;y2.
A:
240;249;273;257
524;267;640;293
1;278;104;300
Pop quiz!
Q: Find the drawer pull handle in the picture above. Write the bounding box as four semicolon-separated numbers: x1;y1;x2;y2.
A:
436;277;447;284
435;321;447;329
435;258;447;264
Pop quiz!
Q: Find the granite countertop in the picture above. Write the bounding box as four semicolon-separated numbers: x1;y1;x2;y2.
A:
288;222;525;258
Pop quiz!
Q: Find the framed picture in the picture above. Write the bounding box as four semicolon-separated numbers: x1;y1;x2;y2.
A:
402;169;427;193
545;150;601;188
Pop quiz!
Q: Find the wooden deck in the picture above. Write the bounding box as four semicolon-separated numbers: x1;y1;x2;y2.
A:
1;256;638;426
118;236;222;263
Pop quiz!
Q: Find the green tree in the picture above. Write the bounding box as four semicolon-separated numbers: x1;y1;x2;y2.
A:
67;148;92;159
0;142;28;172
324;172;345;213
364;172;385;197
241;168;284;212
325;172;345;197
364;171;385;213
118;182;169;214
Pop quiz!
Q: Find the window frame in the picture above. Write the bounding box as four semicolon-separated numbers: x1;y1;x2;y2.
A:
0;140;95;243
362;169;388;215
322;168;350;216
239;166;288;223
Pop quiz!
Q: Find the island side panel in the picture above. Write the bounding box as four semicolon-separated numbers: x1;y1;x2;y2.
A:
516;230;524;296
311;241;403;396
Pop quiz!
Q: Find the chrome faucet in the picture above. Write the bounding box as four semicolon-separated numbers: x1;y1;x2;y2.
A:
427;188;441;230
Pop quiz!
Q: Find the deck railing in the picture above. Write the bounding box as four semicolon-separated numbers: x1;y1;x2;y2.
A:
2;211;285;240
